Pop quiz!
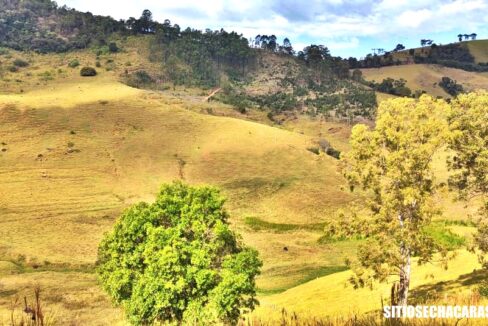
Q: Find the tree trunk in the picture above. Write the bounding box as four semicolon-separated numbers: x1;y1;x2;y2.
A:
398;248;411;306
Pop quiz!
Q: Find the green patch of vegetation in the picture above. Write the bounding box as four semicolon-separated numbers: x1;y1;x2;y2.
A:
13;58;29;67
424;222;466;250
439;76;464;96
68;59;80;68
245;216;325;233
258;265;349;295
366;77;412;97
125;70;154;88
38;71;54;81
436;219;477;227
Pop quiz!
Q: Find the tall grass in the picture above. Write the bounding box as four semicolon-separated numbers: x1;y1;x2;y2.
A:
7;287;54;326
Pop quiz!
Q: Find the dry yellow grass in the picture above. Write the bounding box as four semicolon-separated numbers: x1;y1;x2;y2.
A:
361;64;488;98
0;47;358;323
254;250;482;319
0;42;486;324
466;40;488;64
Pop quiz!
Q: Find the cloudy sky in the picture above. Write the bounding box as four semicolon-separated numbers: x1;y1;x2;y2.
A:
57;0;488;58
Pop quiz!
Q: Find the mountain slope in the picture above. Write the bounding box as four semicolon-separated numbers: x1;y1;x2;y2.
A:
0;48;356;323
361;63;488;98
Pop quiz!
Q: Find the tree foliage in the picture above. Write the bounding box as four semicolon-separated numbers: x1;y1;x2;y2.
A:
439;77;464;97
0;0;126;53
150;23;254;87
329;96;450;305
97;182;262;325
447;92;488;265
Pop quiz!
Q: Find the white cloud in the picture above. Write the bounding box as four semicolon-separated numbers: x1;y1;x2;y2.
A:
396;9;433;28
57;0;488;56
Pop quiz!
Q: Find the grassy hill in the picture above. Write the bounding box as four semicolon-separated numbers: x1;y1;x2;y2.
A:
466;40;488;63
0;43;483;325
255;250;483;320
1;4;488;324
361;63;488;98
0;46;363;324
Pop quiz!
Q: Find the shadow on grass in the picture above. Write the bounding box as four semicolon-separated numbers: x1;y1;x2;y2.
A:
245;216;325;233
410;268;488;304
258;265;348;296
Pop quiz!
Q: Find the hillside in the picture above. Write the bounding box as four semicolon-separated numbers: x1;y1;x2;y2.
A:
1;1;488;325
0;45;364;324
361;63;488;98
465;40;488;63
0;42;483;325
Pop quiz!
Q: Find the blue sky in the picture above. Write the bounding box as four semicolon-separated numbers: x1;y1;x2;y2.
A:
57;0;488;58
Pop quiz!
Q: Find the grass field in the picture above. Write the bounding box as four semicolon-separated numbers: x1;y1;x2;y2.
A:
0;44;486;325
466;40;488;64
254;250;482;319
0;48;360;324
361;64;488;98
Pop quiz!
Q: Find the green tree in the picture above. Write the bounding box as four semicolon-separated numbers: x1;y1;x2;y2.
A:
97;182;262;325
329;96;449;306
447;92;488;264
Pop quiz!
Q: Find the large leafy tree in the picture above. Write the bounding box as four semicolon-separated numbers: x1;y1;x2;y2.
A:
97;182;262;325
447;91;488;264
331;96;449;306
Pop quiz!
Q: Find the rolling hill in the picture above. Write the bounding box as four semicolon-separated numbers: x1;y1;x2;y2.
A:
0;46;361;324
1;2;488;324
361;63;488;98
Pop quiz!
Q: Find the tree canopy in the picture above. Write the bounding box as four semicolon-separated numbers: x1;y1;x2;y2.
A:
447;92;488;265
97;182;262;325
328;96;450;306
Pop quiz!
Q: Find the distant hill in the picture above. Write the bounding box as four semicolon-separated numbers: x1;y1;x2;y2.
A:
0;0;125;52
352;39;488;73
1;0;487;114
360;63;488;98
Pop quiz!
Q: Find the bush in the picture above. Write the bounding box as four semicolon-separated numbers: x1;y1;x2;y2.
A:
125;70;154;88
108;42;118;53
13;58;28;67
68;59;80;68
95;61;101;67
80;67;97;77
439;76;464;96
97;182;262;325
8;66;18;73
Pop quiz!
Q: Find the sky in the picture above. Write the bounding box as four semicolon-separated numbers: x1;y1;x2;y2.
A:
56;0;488;58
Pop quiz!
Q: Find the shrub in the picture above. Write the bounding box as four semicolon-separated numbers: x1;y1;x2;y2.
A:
97;182;262;325
95;61;101;68
38;71;53;81
68;59;80;68
439;76;464;96
479;282;488;297
108;42;118;53
125;70;154;88
13;58;28;67
8;66;18;72
80;67;97;77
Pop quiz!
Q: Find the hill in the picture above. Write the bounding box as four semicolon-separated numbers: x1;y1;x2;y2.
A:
466;39;488;63
361;63;488;98
1;1;488;325
0;45;362;324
